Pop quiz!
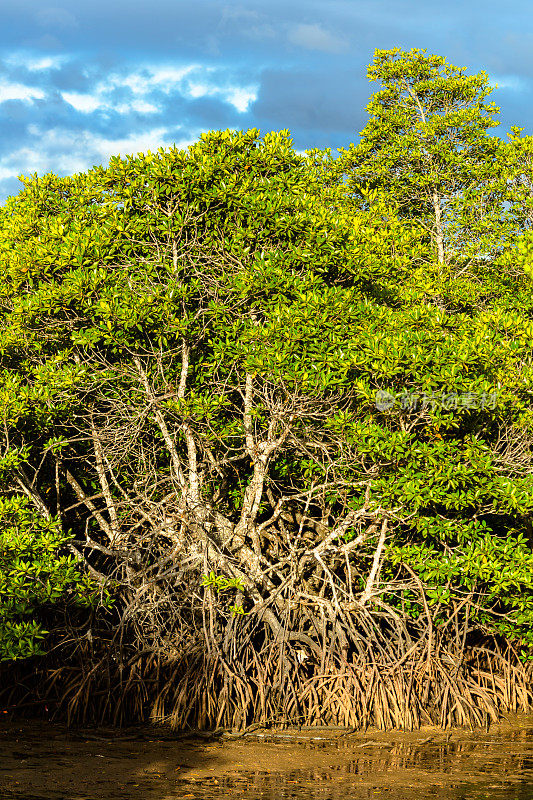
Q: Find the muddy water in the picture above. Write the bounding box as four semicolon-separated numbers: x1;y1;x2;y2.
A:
1;718;532;800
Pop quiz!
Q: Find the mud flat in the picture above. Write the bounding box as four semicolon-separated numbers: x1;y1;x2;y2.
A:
1;717;532;800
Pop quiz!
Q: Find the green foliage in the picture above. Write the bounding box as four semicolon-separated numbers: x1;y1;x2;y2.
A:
0;61;531;670
201;572;246;616
336;48;502;264
201;572;245;593
0;496;98;661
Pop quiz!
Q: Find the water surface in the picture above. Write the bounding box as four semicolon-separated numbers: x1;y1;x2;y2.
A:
1;718;532;799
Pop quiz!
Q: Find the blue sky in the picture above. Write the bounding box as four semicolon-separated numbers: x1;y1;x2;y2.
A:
0;0;532;201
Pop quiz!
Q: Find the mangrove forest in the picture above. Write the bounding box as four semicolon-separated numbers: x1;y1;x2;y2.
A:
0;47;532;731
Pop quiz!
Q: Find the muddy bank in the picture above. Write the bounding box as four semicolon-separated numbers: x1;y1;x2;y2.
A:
0;717;532;799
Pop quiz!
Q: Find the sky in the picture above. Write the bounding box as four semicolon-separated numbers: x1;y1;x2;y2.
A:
0;0;532;201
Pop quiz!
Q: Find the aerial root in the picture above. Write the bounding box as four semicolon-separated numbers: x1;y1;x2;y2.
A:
2;606;531;731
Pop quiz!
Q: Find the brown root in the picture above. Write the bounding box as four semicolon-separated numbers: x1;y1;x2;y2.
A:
2;596;531;732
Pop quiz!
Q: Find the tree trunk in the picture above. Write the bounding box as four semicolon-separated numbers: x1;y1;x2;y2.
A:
431;189;445;264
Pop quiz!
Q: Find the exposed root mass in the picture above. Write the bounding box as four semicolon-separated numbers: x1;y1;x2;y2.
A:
2;594;531;731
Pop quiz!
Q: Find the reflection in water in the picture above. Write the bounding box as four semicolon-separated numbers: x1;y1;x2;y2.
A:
178;732;533;800
1;721;532;800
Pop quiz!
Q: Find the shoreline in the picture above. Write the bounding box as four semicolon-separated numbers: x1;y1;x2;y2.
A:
1;714;532;799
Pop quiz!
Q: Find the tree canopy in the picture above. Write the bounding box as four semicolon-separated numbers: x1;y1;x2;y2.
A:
0;52;532;728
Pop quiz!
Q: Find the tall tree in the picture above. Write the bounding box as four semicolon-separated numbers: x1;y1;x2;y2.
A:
337;48;501;264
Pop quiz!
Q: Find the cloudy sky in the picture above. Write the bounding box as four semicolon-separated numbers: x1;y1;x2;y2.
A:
0;0;531;201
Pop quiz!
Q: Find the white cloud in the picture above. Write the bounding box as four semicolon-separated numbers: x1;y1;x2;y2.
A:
89;128;173;160
489;74;528;92
27;55;64;71
288;23;348;54
12;125;197;176
62;90;160;116
187;81;211;99
143;65;198;89
111;65;198;97
105;63;257;113
1;54;257;117
118;99;159;114
92;129;197;162
62;91;102;113
0;125;199;198
1;133;91;178
0;56;258;198
225;86;257;113
0;165;19;181
0;82;45;103
4;52;66;71
183;78;256;111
